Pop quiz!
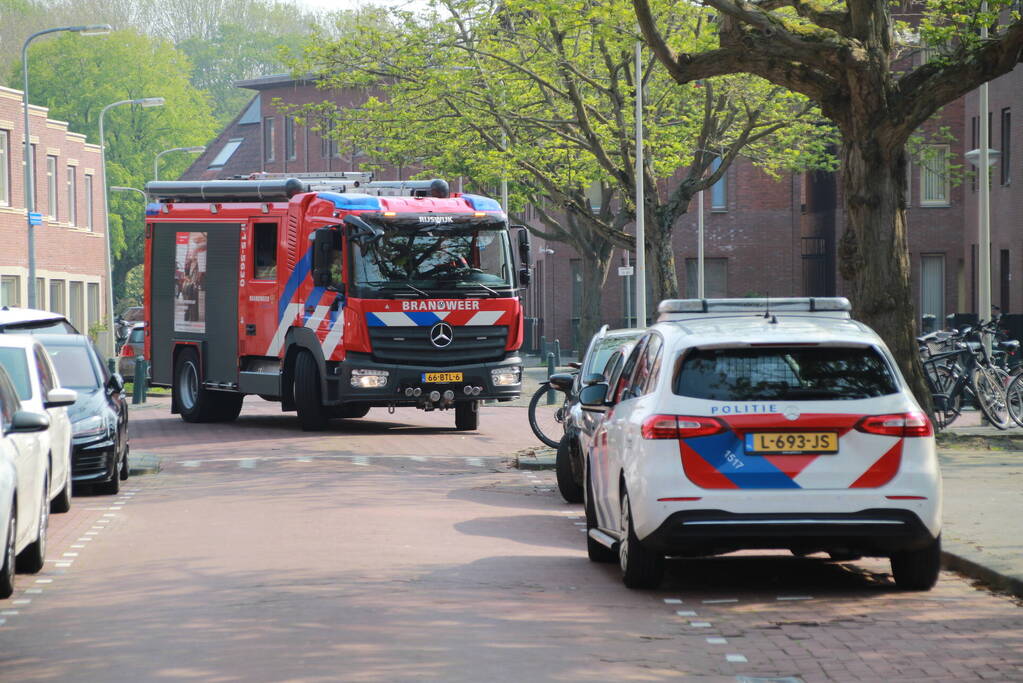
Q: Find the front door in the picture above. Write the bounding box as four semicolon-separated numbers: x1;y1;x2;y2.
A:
239;219;281;358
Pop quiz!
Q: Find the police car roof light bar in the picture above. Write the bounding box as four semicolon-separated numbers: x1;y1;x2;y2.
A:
657;297;852;315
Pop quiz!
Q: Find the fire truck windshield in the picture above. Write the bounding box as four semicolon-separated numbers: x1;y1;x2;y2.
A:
350;226;514;297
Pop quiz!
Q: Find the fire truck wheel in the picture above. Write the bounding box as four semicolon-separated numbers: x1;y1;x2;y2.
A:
175;348;216;423
295;351;330;431
454;401;479;431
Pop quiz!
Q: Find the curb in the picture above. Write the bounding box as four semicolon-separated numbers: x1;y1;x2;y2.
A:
941;550;1023;599
128;453;162;476
514;446;556;470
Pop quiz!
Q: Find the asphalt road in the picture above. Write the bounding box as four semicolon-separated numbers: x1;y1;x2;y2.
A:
1;398;1021;682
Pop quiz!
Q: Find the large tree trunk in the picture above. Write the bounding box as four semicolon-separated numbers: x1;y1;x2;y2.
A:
646;206;681;309
576;241;615;352
838;138;932;410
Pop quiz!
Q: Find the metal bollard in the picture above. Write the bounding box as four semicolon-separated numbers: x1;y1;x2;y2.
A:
553;339;562;367
539;336;547;364
107;357;116;376
132;357;148;404
546;352;556;405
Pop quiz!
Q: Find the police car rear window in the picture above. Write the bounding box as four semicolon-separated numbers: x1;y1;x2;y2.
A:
674;346;898;401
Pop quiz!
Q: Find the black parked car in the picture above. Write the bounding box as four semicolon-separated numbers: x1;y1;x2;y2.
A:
36;335;129;494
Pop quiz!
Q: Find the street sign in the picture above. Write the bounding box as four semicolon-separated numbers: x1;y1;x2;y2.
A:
618;266;635;277
28;212;42;226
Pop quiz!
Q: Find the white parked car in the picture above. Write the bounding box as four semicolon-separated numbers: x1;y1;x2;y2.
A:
0;336;77;514
580;298;942;591
0;306;78;335
0;364;56;595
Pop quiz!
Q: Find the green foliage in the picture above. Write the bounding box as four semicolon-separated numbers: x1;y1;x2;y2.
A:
18;29;217;302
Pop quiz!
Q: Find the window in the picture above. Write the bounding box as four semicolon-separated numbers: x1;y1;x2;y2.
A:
263;117;276;162
87;282;100;330
50;279;65;315
84;175;94;230
66;166;77;226
710;157;726;210
1001;108;1011;186
685;258;728;298
920;144;950;206
1;275;20;306
630;333;664;397
970;116;978;193
674;347;898;401
34;346;55;395
209;138;243;169
69;281;84;331
46;155;58;218
285;116;296;161
253;222;278;279
321;118;339;159
0;130;9;205
613;338;647;404
35;278;44;309
920;254;945;327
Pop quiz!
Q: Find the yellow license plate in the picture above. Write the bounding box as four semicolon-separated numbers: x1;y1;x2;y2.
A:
422;372;463;383
745;432;839;454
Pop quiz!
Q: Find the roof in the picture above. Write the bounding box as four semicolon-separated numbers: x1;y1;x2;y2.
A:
179;94;263;181
0;334;41;350
655;314;881;350
0;307;67;328
234;73;316;89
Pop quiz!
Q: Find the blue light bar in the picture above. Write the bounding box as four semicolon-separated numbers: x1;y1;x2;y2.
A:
461;194;502;212
317;192;382;211
146;203;161;216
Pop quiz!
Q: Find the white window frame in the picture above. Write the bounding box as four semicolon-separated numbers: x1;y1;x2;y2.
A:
0;130;9;206
920;144;950;207
46;155;58;219
66;166;76;226
84;175;94;231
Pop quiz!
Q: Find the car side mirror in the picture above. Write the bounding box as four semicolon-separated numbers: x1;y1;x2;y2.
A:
45;387;78;408
547;372;575;393
10;410;50;433
578;382;609;410
107;374;124;394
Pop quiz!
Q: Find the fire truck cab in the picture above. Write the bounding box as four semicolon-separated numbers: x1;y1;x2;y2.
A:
143;174;528;431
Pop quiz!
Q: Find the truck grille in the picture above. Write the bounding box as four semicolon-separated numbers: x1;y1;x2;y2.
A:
369;325;508;366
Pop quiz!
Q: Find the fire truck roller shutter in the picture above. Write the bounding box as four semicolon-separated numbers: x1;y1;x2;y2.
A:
148;222;240;389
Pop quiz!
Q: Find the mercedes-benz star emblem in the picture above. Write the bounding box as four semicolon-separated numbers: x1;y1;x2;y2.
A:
429;322;454;348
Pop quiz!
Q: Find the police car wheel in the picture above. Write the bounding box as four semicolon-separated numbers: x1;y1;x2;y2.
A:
556;435;583;503
619;487;664;589
585;464;616;563
890;535;941;591
294;351;329;431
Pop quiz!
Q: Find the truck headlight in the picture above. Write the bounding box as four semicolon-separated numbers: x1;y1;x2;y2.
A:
73;415;106;439
351;369;389;389
491;366;521;386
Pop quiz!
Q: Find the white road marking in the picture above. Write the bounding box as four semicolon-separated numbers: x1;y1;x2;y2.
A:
725;654;748;663
702;599;738;604
690;622;712;628
239;459;257;469
77;538;92;542
0;619;5;626
55;562;72;568
35;579;52;584
63;552;79;557
776;596;813;601
675;610;697;617
573;522;585;526
109;506;122;510
351;456;369;466
465;458;484;467
297;457;312;463
409;456;427;462
181;460;200;468
578;528;587;532
87;530;99;534
103;514;116;518
1;610;18;615
12;599;30;605
25;588;42;594
71;545;85;549
663;598;683;604
706;637;727;645
97;520;110;524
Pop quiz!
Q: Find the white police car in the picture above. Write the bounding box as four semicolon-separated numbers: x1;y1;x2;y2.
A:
580;298;941;591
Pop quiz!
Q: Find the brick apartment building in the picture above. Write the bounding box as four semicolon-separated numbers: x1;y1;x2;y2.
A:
0;85;107;334
182;67;1020;352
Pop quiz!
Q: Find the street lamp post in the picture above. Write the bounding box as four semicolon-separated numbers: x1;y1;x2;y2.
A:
21;24;111;308
111;186;147;200
154;146;205;182
99;97;164;358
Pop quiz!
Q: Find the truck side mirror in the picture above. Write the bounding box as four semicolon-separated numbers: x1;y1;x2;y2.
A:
311;228;335;288
519;268;531;288
514;225;531;265
343;214;384;246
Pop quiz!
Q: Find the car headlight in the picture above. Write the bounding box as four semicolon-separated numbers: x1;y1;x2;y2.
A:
350;369;389;389
72;415;106;439
491;366;521;386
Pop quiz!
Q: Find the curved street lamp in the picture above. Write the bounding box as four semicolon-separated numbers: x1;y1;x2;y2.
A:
22;24;111;308
99;97;164;357
154;146;205;182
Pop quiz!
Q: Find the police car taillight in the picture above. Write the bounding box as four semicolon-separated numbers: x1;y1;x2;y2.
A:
855;412;933;438
642;415;724;439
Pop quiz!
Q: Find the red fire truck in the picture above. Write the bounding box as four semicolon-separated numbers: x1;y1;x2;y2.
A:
142;174;529;431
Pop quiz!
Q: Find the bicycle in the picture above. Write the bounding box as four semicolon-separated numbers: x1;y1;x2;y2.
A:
527;367;578;448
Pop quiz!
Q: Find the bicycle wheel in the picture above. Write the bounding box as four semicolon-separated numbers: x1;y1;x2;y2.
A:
971;366;1012;429
933;366;962;430
528;384;568;448
1006;372;1023;428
